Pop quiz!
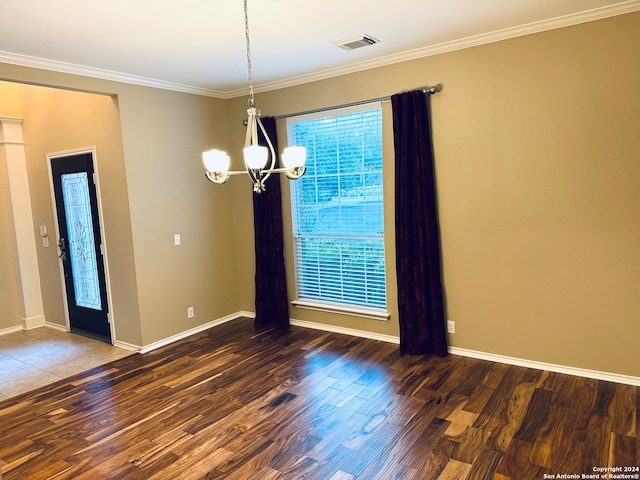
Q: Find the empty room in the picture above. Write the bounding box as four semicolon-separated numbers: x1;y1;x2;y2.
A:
1;1;639;478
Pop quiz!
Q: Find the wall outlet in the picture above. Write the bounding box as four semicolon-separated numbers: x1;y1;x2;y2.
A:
187;306;194;318
447;320;455;334
174;234;181;246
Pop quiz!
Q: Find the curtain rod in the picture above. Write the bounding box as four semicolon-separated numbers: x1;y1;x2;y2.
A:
273;84;442;121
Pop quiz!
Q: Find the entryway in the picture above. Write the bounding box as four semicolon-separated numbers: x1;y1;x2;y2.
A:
49;150;112;343
0;327;132;401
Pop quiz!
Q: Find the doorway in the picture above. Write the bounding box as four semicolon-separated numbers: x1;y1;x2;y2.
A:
49;150;112;343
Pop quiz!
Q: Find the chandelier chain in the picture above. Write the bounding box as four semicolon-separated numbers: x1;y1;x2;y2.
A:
202;0;306;192
244;0;255;106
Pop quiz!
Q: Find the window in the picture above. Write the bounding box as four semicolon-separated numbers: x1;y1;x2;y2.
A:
287;104;387;315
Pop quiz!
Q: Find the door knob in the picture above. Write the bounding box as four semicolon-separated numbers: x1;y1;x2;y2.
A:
58;237;67;261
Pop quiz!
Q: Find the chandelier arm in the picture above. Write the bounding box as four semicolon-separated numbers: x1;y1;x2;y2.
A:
220;170;251;176
255;116;277;185
262;166;307;179
244;119;253;149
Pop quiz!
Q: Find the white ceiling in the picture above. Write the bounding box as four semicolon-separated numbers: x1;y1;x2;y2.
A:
1;0;638;98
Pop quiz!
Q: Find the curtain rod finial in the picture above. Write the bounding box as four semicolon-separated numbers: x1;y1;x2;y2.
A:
425;83;443;95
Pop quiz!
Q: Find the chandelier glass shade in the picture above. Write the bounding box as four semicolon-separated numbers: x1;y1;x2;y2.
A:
203;0;306;193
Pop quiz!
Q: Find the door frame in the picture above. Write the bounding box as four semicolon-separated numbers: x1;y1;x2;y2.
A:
47;146;116;344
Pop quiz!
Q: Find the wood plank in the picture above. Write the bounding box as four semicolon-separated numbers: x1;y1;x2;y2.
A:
437;458;473;480
0;317;637;480
412;437;452;479
496;438;547;479
336;421;404;476
513;387;553;443
463;362;510;414
528;404;569;469
465;448;503;479
489;380;538;452
609;382;637;437
451;427;492;464
608;432;636;471
582;415;613;472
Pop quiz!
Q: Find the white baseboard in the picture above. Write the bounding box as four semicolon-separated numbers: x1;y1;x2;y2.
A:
256;315;640;386
136;312;243;354
75;310;639;387
448;347;640;387
0;325;23;336
44;321;68;332
112;340;141;352
22;315;45;330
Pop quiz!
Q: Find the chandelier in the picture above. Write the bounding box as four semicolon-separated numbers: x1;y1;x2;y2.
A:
203;0;307;193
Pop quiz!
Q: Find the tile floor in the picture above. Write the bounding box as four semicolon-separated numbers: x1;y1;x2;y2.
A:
0;327;134;402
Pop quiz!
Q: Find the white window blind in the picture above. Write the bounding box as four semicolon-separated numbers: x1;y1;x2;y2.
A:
287;104;387;310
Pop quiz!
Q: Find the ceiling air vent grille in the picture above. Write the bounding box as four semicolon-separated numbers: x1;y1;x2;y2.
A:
333;34;380;51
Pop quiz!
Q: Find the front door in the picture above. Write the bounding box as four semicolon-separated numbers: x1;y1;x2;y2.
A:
50;150;111;343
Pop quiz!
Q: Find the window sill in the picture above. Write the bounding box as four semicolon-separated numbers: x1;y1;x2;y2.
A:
291;299;390;321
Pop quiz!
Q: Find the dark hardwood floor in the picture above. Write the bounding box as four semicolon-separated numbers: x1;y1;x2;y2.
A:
0;318;637;479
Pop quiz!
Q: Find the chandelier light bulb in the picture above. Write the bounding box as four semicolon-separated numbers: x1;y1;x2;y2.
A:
282;146;307;169
202;149;230;173
244;145;269;170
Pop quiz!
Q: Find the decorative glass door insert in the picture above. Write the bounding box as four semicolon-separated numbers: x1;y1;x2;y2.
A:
61;172;102;310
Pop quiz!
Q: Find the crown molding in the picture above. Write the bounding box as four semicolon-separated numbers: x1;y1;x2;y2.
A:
0;50;227;98
1;1;639;99
248;0;640;97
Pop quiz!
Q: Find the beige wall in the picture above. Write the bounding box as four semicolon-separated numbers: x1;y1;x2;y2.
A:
0;67;241;346
229;12;640;376
0;11;638;376
114;86;239;345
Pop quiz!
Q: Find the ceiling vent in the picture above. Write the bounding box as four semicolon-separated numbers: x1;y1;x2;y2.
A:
332;34;380;51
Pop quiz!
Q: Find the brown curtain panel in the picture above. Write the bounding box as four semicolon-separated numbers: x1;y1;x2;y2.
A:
391;90;447;356
253;116;290;330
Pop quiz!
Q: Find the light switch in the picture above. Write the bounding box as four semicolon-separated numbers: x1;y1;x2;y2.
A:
174;234;181;246
39;225;48;237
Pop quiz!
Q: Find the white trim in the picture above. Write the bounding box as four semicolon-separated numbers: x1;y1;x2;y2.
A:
22;315;46;330
136;312;242;354
0;325;23;336
225;1;640;97
289;318;640;386
0;51;227;98
291;300;390;321
112;340;141;352
44;321;68;332
0;117;46;329
89;148;117;345
448;347;640;387
1;2;639;98
61;310;639;386
289;318;399;344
